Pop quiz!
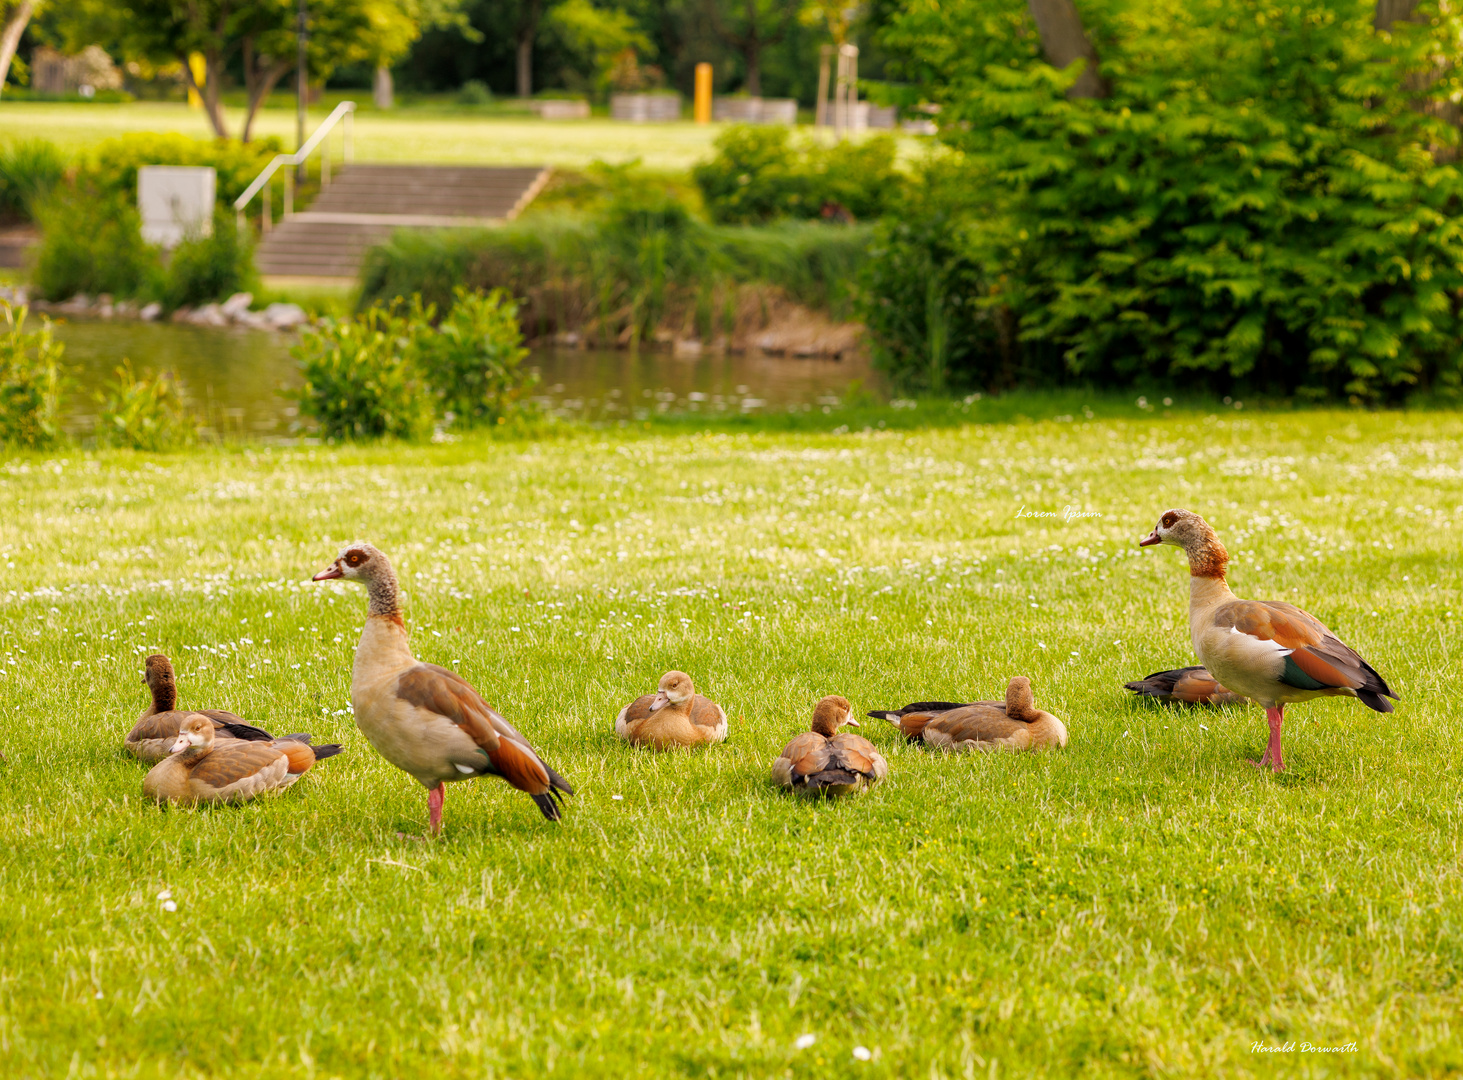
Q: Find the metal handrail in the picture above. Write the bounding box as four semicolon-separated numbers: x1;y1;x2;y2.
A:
234;100;356;234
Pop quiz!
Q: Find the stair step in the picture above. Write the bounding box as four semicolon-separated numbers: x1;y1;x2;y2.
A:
254;164;548;278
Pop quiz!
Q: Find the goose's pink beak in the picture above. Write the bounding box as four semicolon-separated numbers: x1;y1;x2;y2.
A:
312;562;343;581
648;691;670;712
1139;529;1162;547
169;734;190;754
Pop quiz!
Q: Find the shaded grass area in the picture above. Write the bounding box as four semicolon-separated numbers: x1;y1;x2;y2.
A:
1;409;1461;1077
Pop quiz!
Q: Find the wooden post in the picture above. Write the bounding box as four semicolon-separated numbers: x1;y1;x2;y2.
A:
694;62;712;124
815;45;832;129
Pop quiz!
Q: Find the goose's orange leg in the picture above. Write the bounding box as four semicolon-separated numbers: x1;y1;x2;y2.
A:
428;783;446;835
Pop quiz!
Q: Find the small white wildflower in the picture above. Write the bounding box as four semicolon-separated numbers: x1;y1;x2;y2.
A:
853;1046;872;1061
612;794;624;801
795;1034;816;1050
1037;642;1046;649
162;900;178;913
157;889;172;901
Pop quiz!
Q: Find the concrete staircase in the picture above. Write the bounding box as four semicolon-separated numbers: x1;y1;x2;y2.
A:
255;164;550;281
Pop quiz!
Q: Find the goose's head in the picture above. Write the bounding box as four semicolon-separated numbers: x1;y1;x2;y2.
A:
169;714;215;756
649;670;695;712
1140;508;1209;549
810;695;858;737
312;542;390;584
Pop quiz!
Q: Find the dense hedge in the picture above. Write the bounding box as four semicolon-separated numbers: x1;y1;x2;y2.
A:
874;0;1463;398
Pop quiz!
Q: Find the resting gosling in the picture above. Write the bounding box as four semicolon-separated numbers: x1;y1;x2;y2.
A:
1140;508;1397;771
125;653;275;763
312;542;573;834
771;695;888;797
143;714;340;806
872;677;1067;751
616;671;728;749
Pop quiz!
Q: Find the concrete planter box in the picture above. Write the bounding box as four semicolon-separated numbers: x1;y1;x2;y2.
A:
712;97;797;124
531;99;590;120
611;93;680;122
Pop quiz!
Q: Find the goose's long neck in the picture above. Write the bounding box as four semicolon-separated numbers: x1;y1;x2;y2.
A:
149;676;177;713
367;563;402;617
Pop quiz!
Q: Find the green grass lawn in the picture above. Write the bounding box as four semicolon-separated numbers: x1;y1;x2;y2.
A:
0;101;724;171
2;404;1460;1078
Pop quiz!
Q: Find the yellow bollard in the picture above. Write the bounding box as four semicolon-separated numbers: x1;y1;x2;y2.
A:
694;63;712;124
187;53;206;109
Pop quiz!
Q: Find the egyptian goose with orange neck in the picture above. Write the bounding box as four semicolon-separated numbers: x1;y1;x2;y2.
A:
143;713;341;805
125;654;276;763
1140;509;1397;771
312;542;572;833
871;677;1067;751
616;671;728;749
1125;666;1245;705
771;695;887;796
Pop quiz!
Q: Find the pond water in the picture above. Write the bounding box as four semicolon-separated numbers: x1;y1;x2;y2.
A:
51;319;883;437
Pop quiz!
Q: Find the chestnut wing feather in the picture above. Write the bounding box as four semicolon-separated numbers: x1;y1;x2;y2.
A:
619;694;656;725
688;696;724;731
395;664;502;753
778;732;832;782
828;733;885;778
189;742;288;790
927;704;1027;744
1214;600;1395;701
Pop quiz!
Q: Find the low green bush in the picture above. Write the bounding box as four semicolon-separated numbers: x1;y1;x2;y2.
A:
80;133;281;207
93;360;196;452
359;183;872;343
458;80;492;105
0;140;68;221
0;304;66;449
31;190;159;302
291;308;436;442
160;211;259;312
692;126;904;224
411;288;536;428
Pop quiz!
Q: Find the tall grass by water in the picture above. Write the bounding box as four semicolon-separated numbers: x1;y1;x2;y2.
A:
1;406;1459;1077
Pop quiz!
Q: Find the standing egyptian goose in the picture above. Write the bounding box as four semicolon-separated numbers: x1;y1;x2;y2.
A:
615;671;728;749
143;714;341;805
872;677;1067;751
312;542;572;833
125;654;275;763
1125;666;1246;705
771;695;888;796
1140;509;1397;771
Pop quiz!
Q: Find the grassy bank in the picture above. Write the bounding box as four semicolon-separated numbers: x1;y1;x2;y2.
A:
1;406;1460;1077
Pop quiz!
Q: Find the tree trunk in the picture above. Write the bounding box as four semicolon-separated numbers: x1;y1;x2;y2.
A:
243;63;294;142
1026;0;1109;99
1374;0;1417;30
373;66;393;109
516;0;543;97
742;45;761;97
181;49;230;139
0;0;36;97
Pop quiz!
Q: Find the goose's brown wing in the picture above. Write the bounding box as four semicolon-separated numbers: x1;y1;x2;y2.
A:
396;663;571;820
772;732;831;786
828;733;887;781
688;695;726;734
189;742;289;792
925;704;1030;747
1125;667;1244;705
1214;601;1397;711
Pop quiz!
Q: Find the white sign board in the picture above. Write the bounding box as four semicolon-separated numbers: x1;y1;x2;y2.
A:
138;166;216;248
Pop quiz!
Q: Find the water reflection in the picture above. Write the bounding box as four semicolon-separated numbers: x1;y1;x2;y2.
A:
50;320;883;437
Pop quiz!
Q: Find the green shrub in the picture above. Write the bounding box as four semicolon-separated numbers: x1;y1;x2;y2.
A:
411;288;536;428
161;211;258;311
0;140;68;221
292;308;435;442
693;126;904;224
0;304;66;449
93;360;196;451
458;80;493;105
31;189;160;302
882;0;1463;398
79;132;281;207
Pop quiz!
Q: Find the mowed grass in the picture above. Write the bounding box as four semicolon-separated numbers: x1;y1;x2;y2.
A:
1;406;1461;1078
0;101;723;170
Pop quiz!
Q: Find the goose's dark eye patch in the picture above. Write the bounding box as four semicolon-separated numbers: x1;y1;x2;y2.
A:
345;551;367;567
1161;512;1178;528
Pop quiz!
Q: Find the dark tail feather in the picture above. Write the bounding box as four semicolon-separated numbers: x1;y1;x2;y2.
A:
1355;689;1395;713
801;769;859;790
218;721;276;742
544;764;575;797
866;711;902;722
530;790;565;821
310;743;345;761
